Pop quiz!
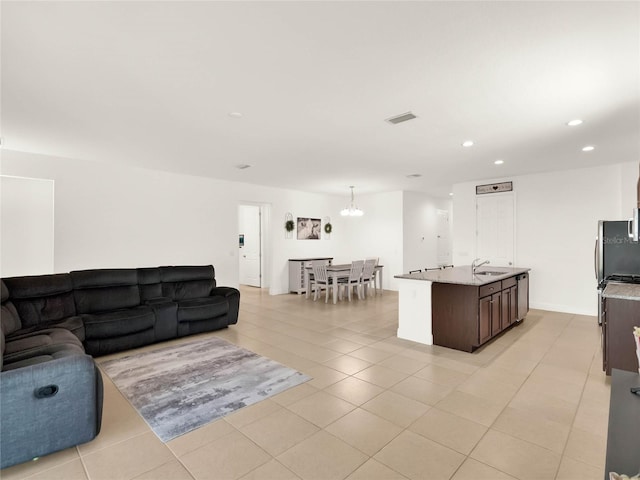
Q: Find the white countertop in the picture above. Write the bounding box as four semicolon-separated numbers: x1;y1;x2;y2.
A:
394;266;530;286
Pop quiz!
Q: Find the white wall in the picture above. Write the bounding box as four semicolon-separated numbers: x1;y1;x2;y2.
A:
1;176;55;276
453;162;637;315
402;191;451;273
1;149;352;294
339;191;404;291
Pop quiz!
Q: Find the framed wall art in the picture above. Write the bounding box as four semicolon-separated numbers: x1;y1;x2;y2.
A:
297;217;321;240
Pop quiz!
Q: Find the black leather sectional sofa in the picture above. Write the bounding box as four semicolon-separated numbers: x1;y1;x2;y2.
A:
0;265;240;469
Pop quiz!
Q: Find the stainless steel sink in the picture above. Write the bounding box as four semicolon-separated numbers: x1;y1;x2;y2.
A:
474;271;506;276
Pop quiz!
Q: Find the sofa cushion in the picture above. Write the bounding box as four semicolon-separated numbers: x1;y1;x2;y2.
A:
12;316;86;342
71;269;141;314
84;329;155;357
1;280;9;302
3;328;84;367
1;299;22;335
160;266;215;300
82;306;155;340
3;274;76;328
0;280;22;336
176;296;229;322
1;345;86;371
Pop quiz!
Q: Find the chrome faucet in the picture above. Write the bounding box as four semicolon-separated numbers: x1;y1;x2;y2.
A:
472;258;490;274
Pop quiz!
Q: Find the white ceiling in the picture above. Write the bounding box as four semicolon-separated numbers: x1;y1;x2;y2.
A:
2;1;639;197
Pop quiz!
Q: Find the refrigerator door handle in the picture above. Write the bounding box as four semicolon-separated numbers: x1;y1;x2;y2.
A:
594;238;598;280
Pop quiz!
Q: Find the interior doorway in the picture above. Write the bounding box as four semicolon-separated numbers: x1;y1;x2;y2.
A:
475;193;515;267
238;204;263;288
436;209;452;266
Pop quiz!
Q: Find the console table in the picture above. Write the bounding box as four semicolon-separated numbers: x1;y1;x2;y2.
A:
288;258;333;294
605;369;640;479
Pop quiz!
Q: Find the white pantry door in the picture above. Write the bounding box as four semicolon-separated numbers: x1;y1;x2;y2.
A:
238;205;261;287
436;209;452;266
475;193;515;267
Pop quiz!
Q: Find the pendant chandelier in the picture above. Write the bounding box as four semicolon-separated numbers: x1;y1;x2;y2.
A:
340;186;364;217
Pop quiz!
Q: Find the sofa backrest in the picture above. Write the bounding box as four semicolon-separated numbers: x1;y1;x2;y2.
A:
1;280;20;369
3;274;76;329
137;267;162;302
1;265;217;322
160;266;215;300
1;280;22;336
71;269;141;314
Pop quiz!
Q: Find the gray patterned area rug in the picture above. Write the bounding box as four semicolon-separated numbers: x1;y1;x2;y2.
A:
100;336;311;442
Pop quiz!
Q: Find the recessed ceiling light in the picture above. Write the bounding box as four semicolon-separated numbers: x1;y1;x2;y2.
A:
582;145;595;152
235;164;252;170
462;140;474;147
406;173;422;178
228;112;243;118
494;160;504;165
567;119;583;126
449;192;454;196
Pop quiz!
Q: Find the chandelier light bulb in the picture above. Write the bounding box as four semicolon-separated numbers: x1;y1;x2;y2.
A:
341;186;364;216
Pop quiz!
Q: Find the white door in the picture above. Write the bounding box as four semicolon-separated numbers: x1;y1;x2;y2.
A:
436;209;452;266
238;205;261;287
476;193;515;267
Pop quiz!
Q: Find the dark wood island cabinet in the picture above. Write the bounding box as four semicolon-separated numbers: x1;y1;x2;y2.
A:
394;266;530;353
432;272;528;352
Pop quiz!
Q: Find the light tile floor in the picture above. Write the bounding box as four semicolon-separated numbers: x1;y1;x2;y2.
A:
2;287;610;480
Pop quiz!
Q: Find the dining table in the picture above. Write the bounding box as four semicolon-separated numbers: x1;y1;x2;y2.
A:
304;263;384;304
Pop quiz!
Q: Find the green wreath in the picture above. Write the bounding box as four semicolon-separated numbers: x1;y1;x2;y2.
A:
285;220;295;232
324;223;332;234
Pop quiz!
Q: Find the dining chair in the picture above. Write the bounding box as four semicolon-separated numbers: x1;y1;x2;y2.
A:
311;262;334;303
366;257;380;295
362;258;378;297
338;260;364;301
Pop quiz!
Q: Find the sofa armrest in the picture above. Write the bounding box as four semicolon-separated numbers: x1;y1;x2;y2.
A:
210;287;240;325
0;354;103;469
210;287;240;298
144;297;178;342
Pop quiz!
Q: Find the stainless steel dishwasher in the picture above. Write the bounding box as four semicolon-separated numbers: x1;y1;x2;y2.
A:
516;273;529;321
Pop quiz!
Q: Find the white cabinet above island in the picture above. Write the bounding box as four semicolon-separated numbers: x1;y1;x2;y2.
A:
394;266;530;352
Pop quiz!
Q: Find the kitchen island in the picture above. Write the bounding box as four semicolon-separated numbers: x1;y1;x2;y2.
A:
394;266;530;352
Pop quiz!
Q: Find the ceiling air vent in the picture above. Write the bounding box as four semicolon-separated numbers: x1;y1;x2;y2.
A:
385;112;417;125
